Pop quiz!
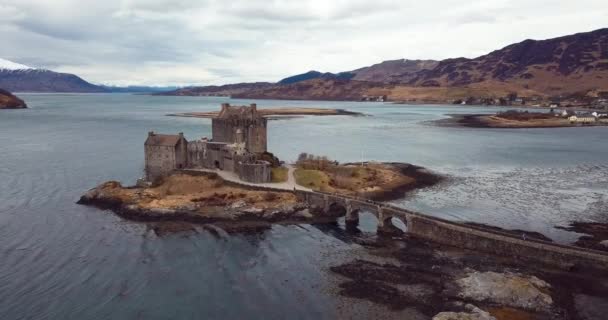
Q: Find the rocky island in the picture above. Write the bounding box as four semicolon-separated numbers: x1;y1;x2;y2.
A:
0;88;26;109
77;160;440;227
80;103;441;227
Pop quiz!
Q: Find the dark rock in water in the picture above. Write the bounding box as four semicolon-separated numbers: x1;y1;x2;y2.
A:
465;222;553;242
0;88;27;109
148;221;197;237
557;222;608;252
574;294;608;320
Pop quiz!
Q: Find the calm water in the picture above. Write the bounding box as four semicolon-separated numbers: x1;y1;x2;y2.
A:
1;94;607;319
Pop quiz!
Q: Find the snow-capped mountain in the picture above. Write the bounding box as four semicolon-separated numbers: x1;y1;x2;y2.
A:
0;58;107;92
0;58;33;71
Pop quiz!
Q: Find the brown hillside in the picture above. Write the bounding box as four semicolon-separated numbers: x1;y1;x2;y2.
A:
351;59;439;83
156;82;274;96
409;28;608;95
233;79;392;101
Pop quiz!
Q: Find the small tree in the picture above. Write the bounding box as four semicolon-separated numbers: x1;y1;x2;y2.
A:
297;152;308;162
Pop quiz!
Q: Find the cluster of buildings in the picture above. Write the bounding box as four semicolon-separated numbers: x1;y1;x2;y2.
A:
361;95;387;102
452;91;608;109
591;97;608;109
567;111;608;124
144;103;273;184
453;94;544;106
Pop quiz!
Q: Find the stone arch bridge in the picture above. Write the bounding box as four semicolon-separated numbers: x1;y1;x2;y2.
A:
295;190;608;270
179;169;608;270
300;191;411;232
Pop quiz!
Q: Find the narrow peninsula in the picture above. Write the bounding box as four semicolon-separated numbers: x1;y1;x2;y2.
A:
439;109;608;128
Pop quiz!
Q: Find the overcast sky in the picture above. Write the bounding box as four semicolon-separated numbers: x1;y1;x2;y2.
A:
0;0;606;86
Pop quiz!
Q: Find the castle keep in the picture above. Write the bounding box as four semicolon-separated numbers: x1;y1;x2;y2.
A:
212;103;267;153
144;103;272;183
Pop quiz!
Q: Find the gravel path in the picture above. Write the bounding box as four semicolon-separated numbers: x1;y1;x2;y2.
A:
187;164;312;192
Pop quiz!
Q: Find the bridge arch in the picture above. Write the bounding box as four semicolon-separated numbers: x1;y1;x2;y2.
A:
345;208;361;223
377;209;407;234
390;216;408;233
327;202;347;216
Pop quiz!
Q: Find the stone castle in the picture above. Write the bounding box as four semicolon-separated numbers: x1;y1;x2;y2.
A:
144;103;272;183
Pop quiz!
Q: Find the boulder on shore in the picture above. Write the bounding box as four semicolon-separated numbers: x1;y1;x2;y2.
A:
453;271;553;312
0;88;27;109
433;304;496;320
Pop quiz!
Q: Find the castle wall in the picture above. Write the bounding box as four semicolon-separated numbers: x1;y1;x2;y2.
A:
186;140;206;167
222;149;235;172
187;141;230;170
237;161;271;183
211;119;234;144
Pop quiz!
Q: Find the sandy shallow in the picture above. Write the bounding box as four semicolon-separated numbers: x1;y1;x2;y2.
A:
167;107;363;119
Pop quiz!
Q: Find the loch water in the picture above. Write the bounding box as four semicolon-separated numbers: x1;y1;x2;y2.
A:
1;94;607;319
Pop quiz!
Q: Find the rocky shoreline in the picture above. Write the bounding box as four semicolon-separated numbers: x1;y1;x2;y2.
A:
330;234;608;320
77;179;343;228
354;162;445;201
0;88;27;109
556;222;608;253
78;163;444;227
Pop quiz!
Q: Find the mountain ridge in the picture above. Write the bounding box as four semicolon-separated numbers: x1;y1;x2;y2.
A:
0;60;181;93
278;71;355;84
349;59;439;83
406;27;608;93
164;28;608;102
0;68;107;93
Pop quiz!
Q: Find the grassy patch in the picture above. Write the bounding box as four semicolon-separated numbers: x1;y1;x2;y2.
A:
294;169;332;191
271;167;289;183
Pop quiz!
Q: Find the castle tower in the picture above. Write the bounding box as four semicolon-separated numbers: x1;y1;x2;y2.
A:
211;103;267;153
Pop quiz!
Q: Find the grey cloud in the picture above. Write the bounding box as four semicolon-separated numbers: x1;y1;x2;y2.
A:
0;0;606;86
